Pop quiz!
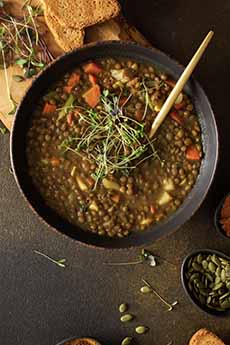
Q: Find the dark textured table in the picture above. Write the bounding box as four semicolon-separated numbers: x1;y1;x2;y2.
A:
1;1;230;344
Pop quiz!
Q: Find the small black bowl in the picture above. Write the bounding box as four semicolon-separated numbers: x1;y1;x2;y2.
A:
56;337;101;345
181;249;230;317
214;193;230;239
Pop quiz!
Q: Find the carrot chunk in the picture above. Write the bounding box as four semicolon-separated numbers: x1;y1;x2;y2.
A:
88;74;97;85
50;157;60;167
67;113;73;126
174;101;185;110
43;103;56;113
64;73;80;93
185;146;201;161
83;62;102;75
169;111;184;125
83;84;101;108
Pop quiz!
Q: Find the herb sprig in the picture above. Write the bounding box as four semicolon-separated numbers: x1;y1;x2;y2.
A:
34;250;66;268
59;90;159;188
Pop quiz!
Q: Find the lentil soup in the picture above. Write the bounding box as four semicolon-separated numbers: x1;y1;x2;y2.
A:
26;57;202;238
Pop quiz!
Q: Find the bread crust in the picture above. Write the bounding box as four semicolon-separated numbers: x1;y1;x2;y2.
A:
189;328;226;345
43;0;121;29
44;10;85;51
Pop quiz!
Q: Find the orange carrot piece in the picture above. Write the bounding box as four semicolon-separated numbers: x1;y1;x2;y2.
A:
68;72;80;85
67;113;73;126
64;73;81;93
83;62;102;75
185;146;201;161
169;111;184;125
135;109;143;121
111;194;120;203
174;101;185;110
43;103;56;113
83;84;101;108
88;74;97;85
150;205;156;214
50;157;60;167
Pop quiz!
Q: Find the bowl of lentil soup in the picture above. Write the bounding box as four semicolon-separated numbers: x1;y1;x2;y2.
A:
10;41;218;248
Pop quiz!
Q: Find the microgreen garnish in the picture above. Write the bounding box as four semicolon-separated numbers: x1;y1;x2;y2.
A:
34;250;66;268
0;126;7;134
103;249;157;267
0;5;54;115
142;279;178;311
59;89;159;188
141;78;154;119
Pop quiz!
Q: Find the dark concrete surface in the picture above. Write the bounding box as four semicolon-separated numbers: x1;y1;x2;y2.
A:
1;1;230;344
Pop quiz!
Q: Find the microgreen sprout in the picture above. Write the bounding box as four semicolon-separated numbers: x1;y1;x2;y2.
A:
34;250;66;268
142;279;178;311
59;89;159;188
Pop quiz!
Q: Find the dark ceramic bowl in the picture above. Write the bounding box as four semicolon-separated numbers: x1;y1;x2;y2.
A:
56;337;101;345
181;249;230;316
10;41;219;249
214;193;230;239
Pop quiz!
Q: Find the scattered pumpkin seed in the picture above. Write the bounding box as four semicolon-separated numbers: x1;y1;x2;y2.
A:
119;303;128;313
135;326;149;334
140;286;152;294
120;314;134;322
121;337;133;345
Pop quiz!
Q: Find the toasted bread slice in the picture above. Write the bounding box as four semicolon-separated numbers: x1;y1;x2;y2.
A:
44;11;85;51
189;329;225;345
42;0;120;29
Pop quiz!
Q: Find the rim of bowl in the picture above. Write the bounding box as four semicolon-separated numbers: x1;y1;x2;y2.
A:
181;248;230;317
214;192;230;240
10;40;219;249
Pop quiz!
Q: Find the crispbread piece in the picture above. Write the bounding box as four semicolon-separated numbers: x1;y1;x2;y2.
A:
43;0;120;29
189;329;225;345
44;11;85;51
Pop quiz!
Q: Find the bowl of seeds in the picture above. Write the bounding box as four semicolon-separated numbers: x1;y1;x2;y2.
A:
181;249;230;316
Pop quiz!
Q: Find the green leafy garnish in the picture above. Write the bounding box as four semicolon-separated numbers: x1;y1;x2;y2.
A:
58;94;76;120
0;126;7;134
34;250;67;268
59;89;158;188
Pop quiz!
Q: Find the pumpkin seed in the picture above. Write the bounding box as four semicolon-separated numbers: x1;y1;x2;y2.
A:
121;337;133;345
220;258;229;266
135;326;149;334
211;255;221;267
208;262;216;273
200;289;209;296
215;276;221;285
226;281;230;290
205;272;213;282
120;314;134;322
219;292;230;300
202;260;208;270
207;296;212;304
220;300;230;309
192;262;202;272
119;303;128;313
221;269;226;282
140;286;152;294
189;273;200;281
213;282;223;291
197;254;203;264
215;267;221;277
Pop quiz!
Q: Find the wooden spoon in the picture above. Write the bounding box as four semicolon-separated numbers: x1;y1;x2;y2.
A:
149;30;214;139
